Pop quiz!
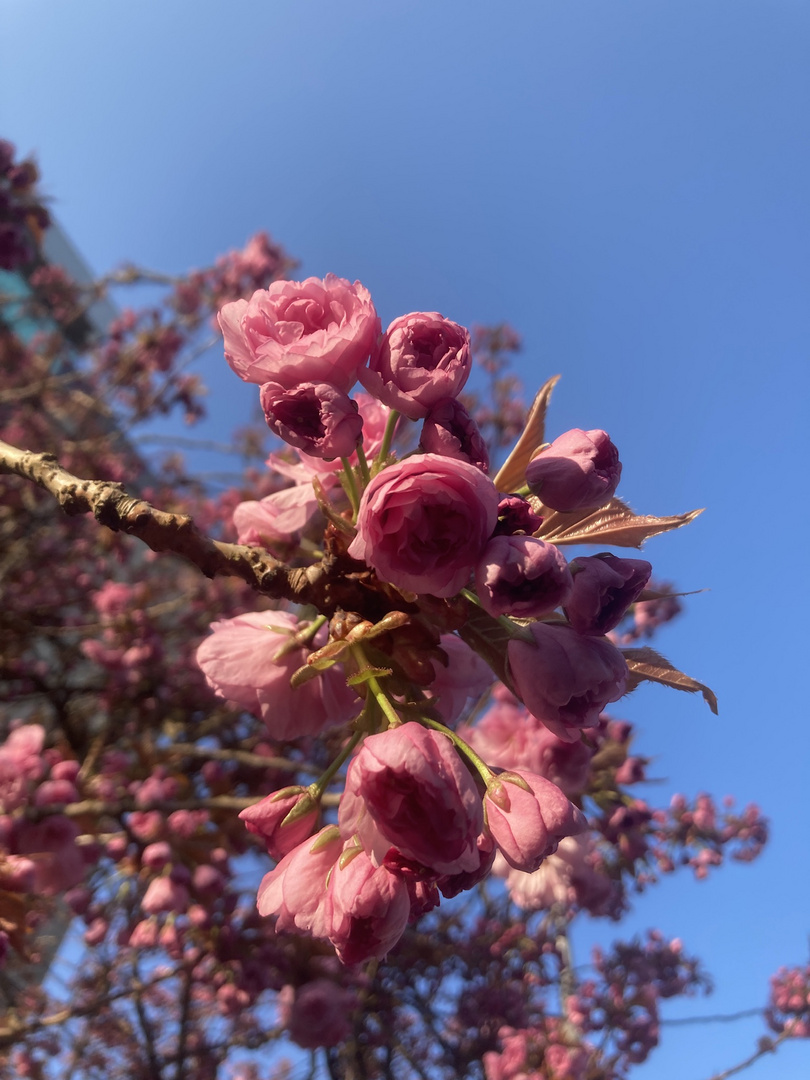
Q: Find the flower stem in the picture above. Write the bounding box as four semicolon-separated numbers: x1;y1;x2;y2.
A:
311;728;365;797
355;443;371;487
339;457;361;517
375;409;400;466
350;644;402;730
417;714;494;784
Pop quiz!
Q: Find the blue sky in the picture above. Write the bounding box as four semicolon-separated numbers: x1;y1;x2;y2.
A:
2;2;809;1076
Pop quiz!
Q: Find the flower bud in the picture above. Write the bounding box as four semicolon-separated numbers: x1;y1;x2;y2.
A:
474;535;572;618
485;771;586;872
526;429;621;512
239;786;320;859
260;380;363;460
564;553;651;635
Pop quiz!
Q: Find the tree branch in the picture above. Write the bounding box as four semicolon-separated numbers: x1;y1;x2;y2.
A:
0;437;371;614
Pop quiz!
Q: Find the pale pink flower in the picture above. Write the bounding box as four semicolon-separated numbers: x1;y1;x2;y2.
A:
428;634;494;725
485;772;586;872
219;274;379;391
141;876;189;915
239;786;320;859
348;453;499;598
256;826;343;940
196;611;359;741
339;722;483;876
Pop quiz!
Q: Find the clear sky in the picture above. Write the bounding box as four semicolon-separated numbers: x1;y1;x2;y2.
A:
2;2;809;1076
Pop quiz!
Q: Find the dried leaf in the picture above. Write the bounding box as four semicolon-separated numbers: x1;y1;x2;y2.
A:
537;497;704;548
622;646;718;714
493;375;560;492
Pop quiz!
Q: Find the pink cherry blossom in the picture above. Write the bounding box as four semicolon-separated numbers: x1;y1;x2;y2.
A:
360;311;471;419
526;428;621;512
507;623;628;741
256;826;343;940
323;845;411;964
339;722;483;876
239;785;319;859
219;274;379;391
195;610;359;740
347;453;499;598
485;771;586;872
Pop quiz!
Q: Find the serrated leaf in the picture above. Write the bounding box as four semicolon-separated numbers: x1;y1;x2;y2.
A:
537;498;704;548
622;646;718;714
290;662;328;689
346;666;393;687
493;375;560;492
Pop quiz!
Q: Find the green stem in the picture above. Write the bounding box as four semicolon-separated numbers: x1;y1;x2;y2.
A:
418;714;494;784
460;587;533;642
311;728;364;797
375;409;400;465
350;644;401;729
340;457;360;516
355;443;371;486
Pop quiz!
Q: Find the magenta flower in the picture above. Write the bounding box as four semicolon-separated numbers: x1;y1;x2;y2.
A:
564;552;652;635
260;380;363;460
507;623;628;741
195;611;359;741
360;311;471;420
484;771;586;873
219;274;379;391
347;453;499;598
526;428;622;512
419;398;489;472
338;722;483;876
474;535;573;619
323;846;411;965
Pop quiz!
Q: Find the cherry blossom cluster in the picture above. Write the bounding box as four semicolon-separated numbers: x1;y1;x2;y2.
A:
766;963;810;1038
192;272;703;966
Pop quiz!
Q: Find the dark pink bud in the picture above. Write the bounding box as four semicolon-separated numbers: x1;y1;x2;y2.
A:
419;398;489;472
507;623;628;740
474;535;572;619
526;429;621;512
564;553;652;635
260;380;363;460
360;311;471;420
493;495;543;537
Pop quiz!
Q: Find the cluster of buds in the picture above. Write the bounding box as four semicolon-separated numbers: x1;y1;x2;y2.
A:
195;273;706;965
